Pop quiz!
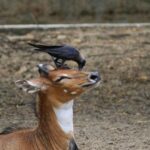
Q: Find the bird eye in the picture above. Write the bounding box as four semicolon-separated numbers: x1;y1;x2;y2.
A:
54;76;72;82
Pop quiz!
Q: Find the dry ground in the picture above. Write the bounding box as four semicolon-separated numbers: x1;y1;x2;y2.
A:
0;26;150;150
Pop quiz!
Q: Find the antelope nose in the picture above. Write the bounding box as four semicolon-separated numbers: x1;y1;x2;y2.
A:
89;72;101;82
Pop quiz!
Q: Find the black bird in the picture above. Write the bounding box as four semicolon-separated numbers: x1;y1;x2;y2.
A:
29;43;86;70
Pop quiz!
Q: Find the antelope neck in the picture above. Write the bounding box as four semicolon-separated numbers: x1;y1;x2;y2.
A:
54;100;74;134
36;93;74;149
38;92;74;136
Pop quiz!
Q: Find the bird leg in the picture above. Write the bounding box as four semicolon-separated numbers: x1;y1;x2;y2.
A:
56;59;70;69
51;57;57;67
52;57;69;69
52;57;61;68
55;58;64;68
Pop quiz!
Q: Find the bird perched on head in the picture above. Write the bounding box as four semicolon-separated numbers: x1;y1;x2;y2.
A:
28;43;86;70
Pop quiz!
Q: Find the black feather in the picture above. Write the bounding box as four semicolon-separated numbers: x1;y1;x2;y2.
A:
29;43;86;70
28;43;64;49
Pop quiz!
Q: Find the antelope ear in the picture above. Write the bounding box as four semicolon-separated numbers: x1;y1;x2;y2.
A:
37;64;55;76
15;80;42;94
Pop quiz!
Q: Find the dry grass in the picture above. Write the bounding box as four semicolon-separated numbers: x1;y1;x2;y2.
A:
0;26;150;149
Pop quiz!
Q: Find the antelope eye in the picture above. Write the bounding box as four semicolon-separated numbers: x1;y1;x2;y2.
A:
54;76;72;82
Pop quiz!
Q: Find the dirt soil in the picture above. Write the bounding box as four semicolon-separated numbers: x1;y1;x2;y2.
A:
0;26;150;150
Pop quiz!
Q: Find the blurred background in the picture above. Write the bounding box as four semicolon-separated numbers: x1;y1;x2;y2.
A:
0;0;150;24
0;1;150;150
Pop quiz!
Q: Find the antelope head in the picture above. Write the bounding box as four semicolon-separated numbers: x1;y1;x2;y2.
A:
16;64;100;106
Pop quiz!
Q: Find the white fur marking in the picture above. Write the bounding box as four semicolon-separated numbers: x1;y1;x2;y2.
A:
71;91;77;95
54;100;74;133
64;89;68;93
62;74;69;77
38;64;43;67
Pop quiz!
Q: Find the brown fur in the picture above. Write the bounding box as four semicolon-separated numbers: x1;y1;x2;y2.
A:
0;68;96;150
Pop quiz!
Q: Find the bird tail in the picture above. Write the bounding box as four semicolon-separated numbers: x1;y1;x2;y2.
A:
28;43;64;52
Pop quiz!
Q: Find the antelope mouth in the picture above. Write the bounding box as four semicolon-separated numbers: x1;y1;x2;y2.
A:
81;72;101;88
81;80;100;88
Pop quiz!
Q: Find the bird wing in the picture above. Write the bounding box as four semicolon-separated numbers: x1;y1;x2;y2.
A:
28;43;64;50
29;43;79;59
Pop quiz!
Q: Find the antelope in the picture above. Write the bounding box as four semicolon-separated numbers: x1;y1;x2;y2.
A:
0;64;100;150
